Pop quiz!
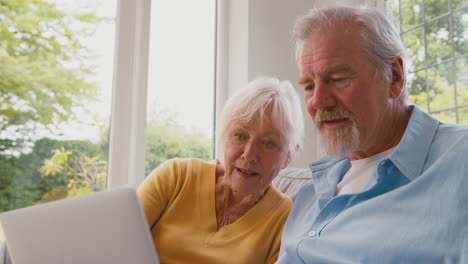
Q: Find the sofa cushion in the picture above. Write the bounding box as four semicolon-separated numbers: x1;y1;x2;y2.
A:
273;167;312;201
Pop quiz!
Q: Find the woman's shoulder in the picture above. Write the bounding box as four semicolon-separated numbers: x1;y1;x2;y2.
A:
262;186;293;214
140;158;217;196
158;157;213;166
150;158;216;173
271;186;294;207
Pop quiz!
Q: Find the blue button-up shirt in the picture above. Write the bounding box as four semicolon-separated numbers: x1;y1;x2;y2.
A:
277;106;468;263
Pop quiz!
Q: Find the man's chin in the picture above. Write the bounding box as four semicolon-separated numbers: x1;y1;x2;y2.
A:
318;131;359;158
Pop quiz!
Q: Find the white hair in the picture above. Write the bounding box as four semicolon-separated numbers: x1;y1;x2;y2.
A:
218;77;304;164
293;6;408;102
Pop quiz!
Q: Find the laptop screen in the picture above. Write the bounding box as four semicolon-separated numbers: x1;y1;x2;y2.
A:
0;187;159;264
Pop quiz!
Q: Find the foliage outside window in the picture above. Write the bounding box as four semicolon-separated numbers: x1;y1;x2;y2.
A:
0;0;215;224
0;0;113;217
389;0;468;124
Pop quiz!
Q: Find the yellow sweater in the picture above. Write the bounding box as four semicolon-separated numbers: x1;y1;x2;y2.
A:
137;158;292;264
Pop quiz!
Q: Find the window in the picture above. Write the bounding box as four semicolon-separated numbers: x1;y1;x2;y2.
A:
390;0;468;123
0;0;218;225
145;0;216;175
0;0;116;244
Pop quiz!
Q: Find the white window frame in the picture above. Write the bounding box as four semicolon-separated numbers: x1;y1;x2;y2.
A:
108;0;221;188
107;0;151;188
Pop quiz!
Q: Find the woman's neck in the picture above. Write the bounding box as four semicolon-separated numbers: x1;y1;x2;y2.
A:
214;169;269;230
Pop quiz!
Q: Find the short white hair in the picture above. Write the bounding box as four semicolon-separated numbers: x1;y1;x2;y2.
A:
293;6;408;102
218;77;304;164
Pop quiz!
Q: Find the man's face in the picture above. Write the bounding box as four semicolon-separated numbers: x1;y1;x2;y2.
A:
299;24;392;157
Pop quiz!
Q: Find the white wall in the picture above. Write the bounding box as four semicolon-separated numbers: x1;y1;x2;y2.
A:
247;0;320;167
218;0;385;168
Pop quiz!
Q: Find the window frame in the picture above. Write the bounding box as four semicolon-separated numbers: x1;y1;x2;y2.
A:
108;0;221;188
393;0;468;123
107;0;151;188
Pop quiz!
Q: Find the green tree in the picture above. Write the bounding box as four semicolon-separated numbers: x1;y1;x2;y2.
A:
0;0;103;154
32;112;212;201
145;110;212;175
0;138;104;212
390;0;468;123
39;148;107;201
0;156;18;211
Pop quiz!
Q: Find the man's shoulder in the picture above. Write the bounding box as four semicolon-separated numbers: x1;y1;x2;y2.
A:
310;155;348;173
437;122;468;135
420;122;468;176
434;122;468;149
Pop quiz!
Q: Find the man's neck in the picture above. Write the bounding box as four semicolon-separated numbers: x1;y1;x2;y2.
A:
350;102;412;160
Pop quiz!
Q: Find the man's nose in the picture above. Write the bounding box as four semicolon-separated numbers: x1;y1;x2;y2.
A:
307;82;336;110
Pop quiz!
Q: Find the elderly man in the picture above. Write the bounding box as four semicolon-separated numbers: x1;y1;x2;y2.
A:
277;6;468;263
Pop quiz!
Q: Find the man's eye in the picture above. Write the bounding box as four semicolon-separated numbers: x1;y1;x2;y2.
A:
332;78;350;87
304;84;315;91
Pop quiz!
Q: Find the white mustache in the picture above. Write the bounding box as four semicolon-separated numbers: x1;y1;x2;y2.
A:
315;109;354;123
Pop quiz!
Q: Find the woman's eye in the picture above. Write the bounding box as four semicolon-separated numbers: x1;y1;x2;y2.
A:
234;133;246;141
263;141;277;149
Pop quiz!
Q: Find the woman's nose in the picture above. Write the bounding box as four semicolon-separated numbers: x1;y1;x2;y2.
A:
241;140;259;162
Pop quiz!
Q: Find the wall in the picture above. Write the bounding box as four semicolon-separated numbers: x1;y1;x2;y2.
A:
247;0;320;167
218;0;385;167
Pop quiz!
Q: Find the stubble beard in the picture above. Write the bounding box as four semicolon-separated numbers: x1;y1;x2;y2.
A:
315;109;360;158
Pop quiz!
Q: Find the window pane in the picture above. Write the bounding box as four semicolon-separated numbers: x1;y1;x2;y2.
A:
424;0;449;21
425;16;452;65
407;70;429;110
0;0;115;210
432;110;457;123
452;0;468;11
388;0;401;24
145;0;216;176
402;27;426;71
456;58;468;106
427;63;456;111
401;0;424;30
460;107;468;124
453;8;468;57
397;1;467;124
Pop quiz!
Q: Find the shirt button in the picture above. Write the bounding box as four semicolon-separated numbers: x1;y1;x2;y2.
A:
308;230;316;237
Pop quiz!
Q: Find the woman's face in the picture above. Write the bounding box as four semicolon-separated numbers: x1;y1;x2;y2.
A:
222;116;290;194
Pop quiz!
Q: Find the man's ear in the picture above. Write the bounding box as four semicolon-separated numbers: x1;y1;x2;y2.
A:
389;57;405;99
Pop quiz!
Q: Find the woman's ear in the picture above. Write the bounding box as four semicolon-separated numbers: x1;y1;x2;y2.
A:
282;154;291;169
282;145;299;169
389;57;405;99
215;164;225;177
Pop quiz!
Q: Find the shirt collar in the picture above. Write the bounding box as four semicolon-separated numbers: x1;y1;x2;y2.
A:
388;105;439;181
310;157;349;207
310;105;439;183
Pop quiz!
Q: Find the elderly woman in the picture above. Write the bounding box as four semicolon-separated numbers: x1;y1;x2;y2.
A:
137;77;304;264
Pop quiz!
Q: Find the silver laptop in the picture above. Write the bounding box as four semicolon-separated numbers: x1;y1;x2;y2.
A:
0;186;159;264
